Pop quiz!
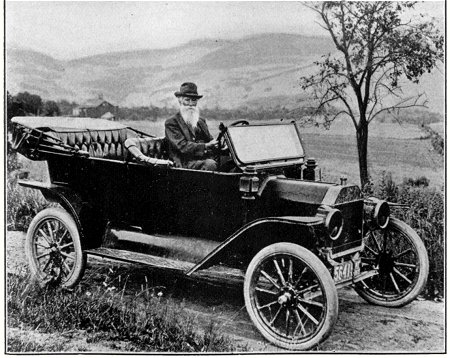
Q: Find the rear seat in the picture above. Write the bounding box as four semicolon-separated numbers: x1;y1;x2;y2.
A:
50;129;169;161
130;136;170;160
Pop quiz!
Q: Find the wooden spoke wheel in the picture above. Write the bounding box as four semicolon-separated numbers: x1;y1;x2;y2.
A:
25;207;86;288
355;218;429;307
244;243;338;351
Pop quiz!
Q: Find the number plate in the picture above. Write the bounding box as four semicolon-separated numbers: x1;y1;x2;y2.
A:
333;259;361;283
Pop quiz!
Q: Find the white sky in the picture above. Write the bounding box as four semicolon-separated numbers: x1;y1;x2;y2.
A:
6;1;445;60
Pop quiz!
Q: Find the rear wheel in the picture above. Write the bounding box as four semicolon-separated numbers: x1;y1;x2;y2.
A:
244;243;338;350
25;207;86;288
354;218;429;307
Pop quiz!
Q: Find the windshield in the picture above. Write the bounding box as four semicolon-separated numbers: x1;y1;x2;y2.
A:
227;123;304;166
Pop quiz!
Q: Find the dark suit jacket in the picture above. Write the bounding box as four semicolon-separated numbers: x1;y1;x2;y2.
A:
165;112;214;167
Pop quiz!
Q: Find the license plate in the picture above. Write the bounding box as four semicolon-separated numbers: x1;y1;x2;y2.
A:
333;259;361;283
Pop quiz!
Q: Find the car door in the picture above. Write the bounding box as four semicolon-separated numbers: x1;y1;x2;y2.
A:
125;162;171;230
161;168;245;240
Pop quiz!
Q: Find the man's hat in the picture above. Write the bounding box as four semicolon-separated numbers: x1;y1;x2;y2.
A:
174;82;203;99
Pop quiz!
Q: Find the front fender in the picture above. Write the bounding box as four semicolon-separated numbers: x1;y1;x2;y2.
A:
187;216;324;275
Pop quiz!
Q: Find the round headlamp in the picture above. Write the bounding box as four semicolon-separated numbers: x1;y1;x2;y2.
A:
318;205;344;241
374;200;390;229
364;198;390;229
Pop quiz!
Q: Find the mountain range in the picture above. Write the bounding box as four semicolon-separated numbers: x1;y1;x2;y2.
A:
6;33;444;113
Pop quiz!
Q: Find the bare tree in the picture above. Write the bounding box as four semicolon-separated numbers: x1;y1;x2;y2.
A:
300;1;443;187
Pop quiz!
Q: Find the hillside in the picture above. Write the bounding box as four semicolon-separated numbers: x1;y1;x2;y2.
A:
6;33;444;113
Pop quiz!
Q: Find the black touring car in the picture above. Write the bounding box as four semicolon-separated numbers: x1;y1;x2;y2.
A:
10;116;428;350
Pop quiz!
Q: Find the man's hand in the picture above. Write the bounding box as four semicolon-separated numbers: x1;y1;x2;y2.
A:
205;139;218;149
154;159;174;167
141;156;173;167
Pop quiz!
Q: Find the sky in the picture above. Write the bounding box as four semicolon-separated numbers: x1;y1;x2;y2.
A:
6;1;445;61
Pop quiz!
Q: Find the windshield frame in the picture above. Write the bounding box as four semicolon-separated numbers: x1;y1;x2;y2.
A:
224;122;305;170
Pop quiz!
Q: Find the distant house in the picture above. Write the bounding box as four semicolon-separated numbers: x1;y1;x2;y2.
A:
101;111;116;121
73;95;119;120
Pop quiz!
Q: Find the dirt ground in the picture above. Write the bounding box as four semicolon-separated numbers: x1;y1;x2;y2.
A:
6;231;445;353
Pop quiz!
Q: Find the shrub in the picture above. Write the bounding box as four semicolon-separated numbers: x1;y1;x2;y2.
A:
431;133;444;155
372;173;444;299
375;171;398;202
402;176;430;188
422;125;444;156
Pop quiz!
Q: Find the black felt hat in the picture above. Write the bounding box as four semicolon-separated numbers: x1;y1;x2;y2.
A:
174;82;203;99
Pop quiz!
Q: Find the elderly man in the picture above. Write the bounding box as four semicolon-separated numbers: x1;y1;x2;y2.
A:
165;82;218;170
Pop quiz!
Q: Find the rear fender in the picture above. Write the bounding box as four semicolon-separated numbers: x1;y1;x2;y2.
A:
18;180;106;248
187;216;323;275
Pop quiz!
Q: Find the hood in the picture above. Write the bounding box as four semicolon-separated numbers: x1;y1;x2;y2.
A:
259;177;362;206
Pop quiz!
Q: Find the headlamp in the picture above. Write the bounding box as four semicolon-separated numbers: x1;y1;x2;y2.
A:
317;205;343;241
364;198;390;229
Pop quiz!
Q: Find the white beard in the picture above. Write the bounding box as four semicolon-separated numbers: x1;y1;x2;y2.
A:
180;105;200;128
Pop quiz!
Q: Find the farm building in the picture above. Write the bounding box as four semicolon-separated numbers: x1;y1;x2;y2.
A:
100;111;116;120
73;95;119;120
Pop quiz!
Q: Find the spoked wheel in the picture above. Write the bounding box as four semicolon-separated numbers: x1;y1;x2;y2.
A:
25;207;86;288
244;243;338;351
354;218;429;307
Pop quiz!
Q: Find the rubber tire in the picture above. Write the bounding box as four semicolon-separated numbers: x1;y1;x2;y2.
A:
354;218;429;307
244;243;338;351
25;207;87;288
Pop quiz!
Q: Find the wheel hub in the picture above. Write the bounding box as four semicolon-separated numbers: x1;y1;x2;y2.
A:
277;284;299;307
278;291;292;305
378;251;394;275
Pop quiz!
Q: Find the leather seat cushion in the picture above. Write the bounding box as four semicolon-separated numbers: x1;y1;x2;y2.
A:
131;137;169;160
51;129;169;161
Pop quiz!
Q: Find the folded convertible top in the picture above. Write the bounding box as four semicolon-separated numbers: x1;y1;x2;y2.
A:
12;116;127;132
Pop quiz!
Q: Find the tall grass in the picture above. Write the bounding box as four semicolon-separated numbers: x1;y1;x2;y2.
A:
7;267;243;352
7;151;50;231
366;172;444;299
7;179;49;231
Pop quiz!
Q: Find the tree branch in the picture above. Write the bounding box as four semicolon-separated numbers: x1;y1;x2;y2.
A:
368;93;428;124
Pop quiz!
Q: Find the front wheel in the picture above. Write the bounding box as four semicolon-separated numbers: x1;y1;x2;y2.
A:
354;218;429;307
25;207;86;288
244;243;338;351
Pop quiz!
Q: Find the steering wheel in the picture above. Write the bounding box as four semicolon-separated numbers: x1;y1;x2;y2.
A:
230;120;249;127
216;120;249;152
214;120;249;171
215;123;228;162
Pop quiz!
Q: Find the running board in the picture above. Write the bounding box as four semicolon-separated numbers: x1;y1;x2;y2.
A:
85;247;244;286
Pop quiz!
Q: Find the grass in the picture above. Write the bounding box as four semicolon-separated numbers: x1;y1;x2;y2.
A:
7;179;50;231
366;171;444;299
7;265;244;353
7;335;67;353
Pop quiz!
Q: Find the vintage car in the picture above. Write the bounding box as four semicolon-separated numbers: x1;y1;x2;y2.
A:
11;116;429;350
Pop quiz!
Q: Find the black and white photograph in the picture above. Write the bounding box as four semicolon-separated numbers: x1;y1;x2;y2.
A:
5;1;445;353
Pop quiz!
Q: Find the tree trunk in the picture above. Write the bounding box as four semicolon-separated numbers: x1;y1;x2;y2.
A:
356;123;369;188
